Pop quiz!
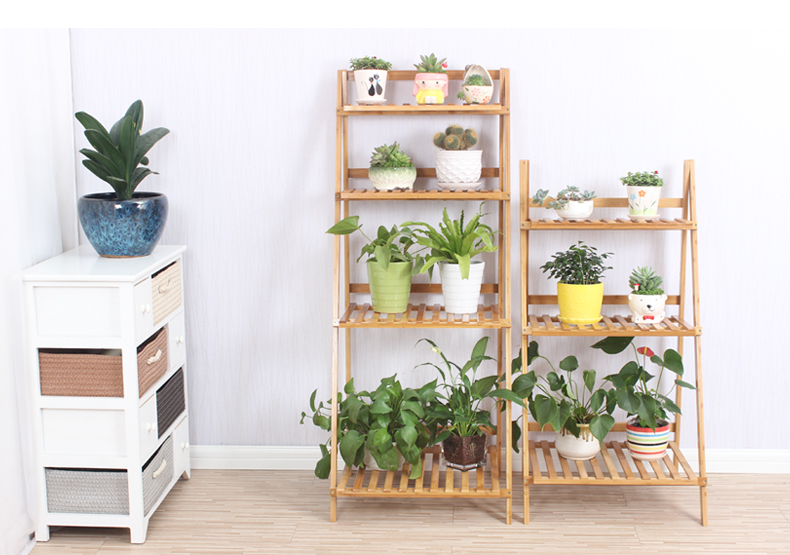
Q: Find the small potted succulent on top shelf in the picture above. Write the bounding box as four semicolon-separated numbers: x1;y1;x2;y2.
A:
540;241;613;325
413;53;448;105
368;142;417;191
628;267;667;325
532;186;597;220
457;64;494;105
433;125;481;191
621;170;664;221
350;56;392;105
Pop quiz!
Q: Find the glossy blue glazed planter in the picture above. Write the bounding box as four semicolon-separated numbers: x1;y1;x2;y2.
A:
78;192;168;257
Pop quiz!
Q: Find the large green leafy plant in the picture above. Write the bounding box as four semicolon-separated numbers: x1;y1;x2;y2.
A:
301;375;438;480
75;100;170;201
540;241;613;285
404;205;497;279
326;216;423;271
591;337;695;430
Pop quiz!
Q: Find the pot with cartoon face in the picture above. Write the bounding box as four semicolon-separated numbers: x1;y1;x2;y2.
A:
354;69;388;104
628;293;668;324
413;73;449;105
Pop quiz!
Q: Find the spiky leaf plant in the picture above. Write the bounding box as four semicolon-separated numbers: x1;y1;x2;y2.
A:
629;267;664;295
369;142;415;168
75;100;170;201
414;53;447;73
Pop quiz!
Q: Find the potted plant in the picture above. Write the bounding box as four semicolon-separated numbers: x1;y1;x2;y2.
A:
326;216;422;314
457;64;494;105
532;187;597;220
620;170;664;220
405;205;497;314
350;56;392;105
540;241;613;325
301;375;438;479
433;125;481;191
591;336;695;460
418;337;526;470
511;342;615;461
368;142;417;191
75;100;170;257
413;53;449;105
628;267;668;324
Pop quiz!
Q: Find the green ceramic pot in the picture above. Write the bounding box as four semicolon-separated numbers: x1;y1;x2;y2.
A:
366;260;413;314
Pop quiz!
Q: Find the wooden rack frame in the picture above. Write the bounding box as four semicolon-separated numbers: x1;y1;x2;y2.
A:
330;69;513;523
519;159;707;525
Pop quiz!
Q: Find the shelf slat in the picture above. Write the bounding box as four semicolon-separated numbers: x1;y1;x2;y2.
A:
337;304;510;329
338;188;508;201
340;104;508;116
524;314;699;336
522;218;696;230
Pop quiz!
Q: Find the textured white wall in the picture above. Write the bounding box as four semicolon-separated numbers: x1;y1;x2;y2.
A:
69;29;789;451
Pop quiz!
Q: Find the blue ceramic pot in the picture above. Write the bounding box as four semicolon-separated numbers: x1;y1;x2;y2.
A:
78;192;168;257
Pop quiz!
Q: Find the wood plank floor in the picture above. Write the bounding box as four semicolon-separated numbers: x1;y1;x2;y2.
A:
31;470;790;554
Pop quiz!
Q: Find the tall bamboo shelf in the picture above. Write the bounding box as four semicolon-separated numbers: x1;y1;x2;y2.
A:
330;69;513;522
519;159;708;525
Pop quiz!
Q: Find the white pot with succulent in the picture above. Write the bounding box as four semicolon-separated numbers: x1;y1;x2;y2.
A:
457;64;494;105
367;142;417;191
628;267;668;325
531;187;597;220
350;56;392;105
620;170;664;220
433;125;482;191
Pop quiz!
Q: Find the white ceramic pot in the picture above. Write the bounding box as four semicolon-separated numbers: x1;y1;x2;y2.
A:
354;69;388;104
459;85;494;105
368;166;417;191
627;185;662;219
554;425;601;461
435;150;483;188
555;200;594;220
628;293;668;324
439;260;485;314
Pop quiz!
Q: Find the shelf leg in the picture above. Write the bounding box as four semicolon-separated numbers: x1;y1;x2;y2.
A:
506;497;512;525
700;485;708;526
524;480;529;525
129;521;148;544
330;494;337;523
35;524;49;542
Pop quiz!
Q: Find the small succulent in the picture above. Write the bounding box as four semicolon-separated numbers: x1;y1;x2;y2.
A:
629;267;664;295
532;186;597;210
414;53;447;74
463;74;487;86
350;56;392;71
620;171;664;187
433;125;478;151
370;142;415;168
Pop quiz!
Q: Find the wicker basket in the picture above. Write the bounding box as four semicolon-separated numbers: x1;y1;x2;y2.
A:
39;349;123;397
157;368;185;438
45;467;129;514
137;327;168;397
143;436;174;515
152;260;182;326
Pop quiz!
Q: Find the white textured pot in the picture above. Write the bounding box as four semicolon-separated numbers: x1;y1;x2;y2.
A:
439;260;484;314
627;185;662;219
628;293;668;324
353;69;388;104
368;166;417;191
435;150;482;188
555;200;594;220
554;425;601;461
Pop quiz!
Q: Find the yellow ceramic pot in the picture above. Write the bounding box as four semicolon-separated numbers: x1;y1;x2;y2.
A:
557;282;604;324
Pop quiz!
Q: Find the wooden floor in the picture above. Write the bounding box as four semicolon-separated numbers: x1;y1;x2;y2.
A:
31;470;790;554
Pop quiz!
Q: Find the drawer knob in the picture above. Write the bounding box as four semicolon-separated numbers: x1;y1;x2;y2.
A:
142;304;152;314
176;336;185;345
146;422;155;432
147;349;163;364
152;459;168;479
181;442;190;451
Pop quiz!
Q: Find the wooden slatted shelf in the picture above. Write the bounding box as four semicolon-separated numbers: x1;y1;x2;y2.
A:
523;217;696;230
527;440;705;486
337;189;509;201
334;446;508;498
340;104;508;116
524;313;699;336
336;303;510;329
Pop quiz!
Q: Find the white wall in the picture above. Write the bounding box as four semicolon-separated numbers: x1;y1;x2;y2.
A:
68;28;790;453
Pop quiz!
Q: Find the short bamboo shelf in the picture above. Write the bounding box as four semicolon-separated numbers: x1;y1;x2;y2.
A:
523;217;696;230
525;313;699;336
337;303;510;329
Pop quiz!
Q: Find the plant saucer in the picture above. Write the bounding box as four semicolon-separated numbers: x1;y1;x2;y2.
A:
436;181;483;192
355;98;388;105
628;214;660;221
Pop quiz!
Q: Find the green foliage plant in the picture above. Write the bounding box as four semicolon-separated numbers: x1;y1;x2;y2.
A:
510;341;616;445
629;267;665;295
369;142;415;168
433;125;478;150
301;375;439;479
404;204;498;280
540;241;613;285
75;100;170;201
350;56;392;71
591;337;695;430
414;53;447;74
532;186;597;211
620;171;664;187
325;216;423;272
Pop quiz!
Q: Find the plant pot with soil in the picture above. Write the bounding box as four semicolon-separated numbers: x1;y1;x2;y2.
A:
413;53;449;105
531;186;597;221
628;266;668;324
457;64;493;105
367;142;417;191
350;56;392;105
620;170;664;220
433;125;482;191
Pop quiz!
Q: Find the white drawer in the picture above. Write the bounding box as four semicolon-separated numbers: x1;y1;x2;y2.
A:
167;313;186;371
41;409;126;458
172;417;190;478
134;278;154;345
139;395;159;461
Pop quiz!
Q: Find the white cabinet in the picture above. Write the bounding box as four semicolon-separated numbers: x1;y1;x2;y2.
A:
23;245;191;544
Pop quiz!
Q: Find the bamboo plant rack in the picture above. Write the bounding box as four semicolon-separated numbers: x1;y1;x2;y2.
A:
519;159;708;525
330;69;513;522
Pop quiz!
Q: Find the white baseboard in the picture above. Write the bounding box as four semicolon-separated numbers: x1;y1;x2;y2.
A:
191;445;790;474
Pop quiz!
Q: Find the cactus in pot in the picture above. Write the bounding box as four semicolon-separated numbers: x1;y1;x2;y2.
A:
433;125;482;190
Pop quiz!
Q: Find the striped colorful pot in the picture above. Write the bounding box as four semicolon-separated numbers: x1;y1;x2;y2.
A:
626;419;671;460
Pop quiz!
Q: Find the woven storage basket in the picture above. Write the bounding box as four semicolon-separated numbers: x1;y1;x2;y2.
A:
157;368;185;438
143;436;173;515
137;327;168;397
152;260;182;326
39;349;123;397
45;468;129;515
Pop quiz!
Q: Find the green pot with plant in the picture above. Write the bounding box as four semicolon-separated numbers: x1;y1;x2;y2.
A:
457;64;493;105
433;124;481;190
405;205;497;314
621;170;664;220
413;53;449;105
350;56;392;105
301;374;439;479
368;142;417;191
540;241;613;325
75;100;170;257
511;341;616;461
532;187;597;220
326;216;422;313
628;267;668;324
419;337;526;470
591;336;695;460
